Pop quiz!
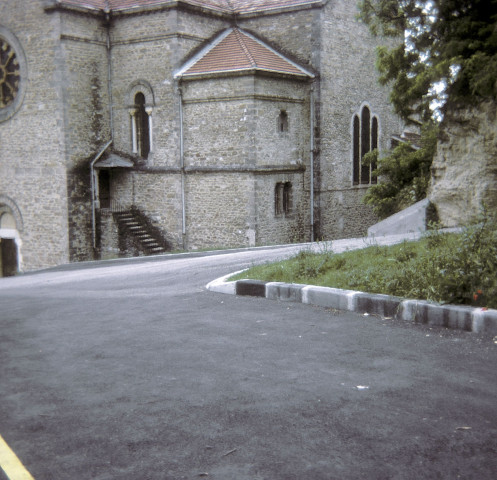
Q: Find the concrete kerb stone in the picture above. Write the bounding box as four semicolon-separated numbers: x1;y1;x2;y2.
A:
207;277;497;337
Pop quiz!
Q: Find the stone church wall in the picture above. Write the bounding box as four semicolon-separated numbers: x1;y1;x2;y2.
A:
131;172;183;248
1;1;407;271
185;173;255;249
0;0;70;271
110;8;228;168
255;172;308;245
59;9;111;262
316;0;402;239
238;7;318;72
180;71;311;248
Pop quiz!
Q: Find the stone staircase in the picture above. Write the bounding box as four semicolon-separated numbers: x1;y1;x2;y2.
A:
113;208;169;256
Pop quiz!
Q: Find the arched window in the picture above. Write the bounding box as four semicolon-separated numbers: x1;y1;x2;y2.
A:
353;105;379;185
278;110;288;133
353;114;360;185
371;116;378;184
275;182;292;216
134;92;150;158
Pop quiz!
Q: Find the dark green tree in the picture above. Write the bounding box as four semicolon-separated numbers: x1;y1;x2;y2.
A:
358;0;497;121
358;0;497;218
362;121;438;218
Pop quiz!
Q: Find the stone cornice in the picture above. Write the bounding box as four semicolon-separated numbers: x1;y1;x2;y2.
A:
182;93;306;105
134;164;306;174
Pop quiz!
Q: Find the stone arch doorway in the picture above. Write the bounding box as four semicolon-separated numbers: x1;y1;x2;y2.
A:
0;211;19;277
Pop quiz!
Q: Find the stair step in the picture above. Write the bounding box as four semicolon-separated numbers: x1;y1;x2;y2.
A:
114;208;168;256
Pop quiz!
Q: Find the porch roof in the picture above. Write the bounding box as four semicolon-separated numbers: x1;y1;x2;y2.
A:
94;154;134;168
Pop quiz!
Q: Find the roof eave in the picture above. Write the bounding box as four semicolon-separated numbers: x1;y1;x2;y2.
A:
44;1;106;16
175;68;314;82
110;0;231;17
235;0;324;19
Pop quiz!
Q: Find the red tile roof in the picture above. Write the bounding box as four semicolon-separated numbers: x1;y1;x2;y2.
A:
57;0;322;13
175;28;314;79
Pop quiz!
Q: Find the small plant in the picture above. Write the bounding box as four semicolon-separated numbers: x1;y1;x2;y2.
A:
232;211;497;309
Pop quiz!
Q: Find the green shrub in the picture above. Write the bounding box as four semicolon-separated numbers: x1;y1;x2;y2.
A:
232;212;497;308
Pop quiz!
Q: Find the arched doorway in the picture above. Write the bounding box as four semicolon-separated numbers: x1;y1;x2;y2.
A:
0;212;19;277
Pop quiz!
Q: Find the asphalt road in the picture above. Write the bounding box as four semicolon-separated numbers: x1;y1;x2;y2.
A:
1;247;496;480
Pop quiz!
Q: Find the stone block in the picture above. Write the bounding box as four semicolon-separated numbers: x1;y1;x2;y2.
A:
354;292;403;317
236;279;267;297
266;282;305;302
397;300;473;331
472;309;497;336
302;285;356;311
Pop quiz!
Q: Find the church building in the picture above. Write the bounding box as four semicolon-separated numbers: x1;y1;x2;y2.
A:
0;0;402;275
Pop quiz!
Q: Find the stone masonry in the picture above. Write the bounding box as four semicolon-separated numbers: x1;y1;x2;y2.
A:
0;0;402;273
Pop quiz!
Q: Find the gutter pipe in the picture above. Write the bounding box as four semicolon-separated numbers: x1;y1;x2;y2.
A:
310;83;315;242
105;7;114;138
90;5;114;253
177;84;186;249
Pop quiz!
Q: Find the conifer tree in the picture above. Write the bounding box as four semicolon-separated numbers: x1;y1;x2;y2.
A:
358;0;497;218
358;0;497;121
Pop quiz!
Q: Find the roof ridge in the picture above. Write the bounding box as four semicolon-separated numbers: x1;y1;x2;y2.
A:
233;29;257;68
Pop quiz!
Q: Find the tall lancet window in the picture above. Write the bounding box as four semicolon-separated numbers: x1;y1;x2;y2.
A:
353;105;379;185
134;92;150;159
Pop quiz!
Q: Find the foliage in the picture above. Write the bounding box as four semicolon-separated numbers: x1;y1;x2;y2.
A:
358;0;497;121
362;121;438;218
231;212;497;308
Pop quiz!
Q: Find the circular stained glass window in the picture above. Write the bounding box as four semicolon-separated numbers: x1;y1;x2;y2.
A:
0;27;26;123
0;37;20;108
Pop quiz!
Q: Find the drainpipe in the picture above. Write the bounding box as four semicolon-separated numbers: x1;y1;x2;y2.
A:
104;5;114;139
88;5;114;255
310;83;315;242
90;140;113;250
177;84;186;249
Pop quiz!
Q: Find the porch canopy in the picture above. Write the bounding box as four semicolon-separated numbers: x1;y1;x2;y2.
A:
94;153;134;168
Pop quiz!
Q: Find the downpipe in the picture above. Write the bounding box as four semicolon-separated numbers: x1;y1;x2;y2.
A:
310;83;315;242
177;84;186;249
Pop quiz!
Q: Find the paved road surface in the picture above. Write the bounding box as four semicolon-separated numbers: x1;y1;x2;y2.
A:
1;247;496;479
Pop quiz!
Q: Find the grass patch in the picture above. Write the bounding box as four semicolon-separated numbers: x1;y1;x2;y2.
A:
231;213;497;309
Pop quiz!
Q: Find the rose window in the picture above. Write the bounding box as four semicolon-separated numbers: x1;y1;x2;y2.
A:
0;38;20;109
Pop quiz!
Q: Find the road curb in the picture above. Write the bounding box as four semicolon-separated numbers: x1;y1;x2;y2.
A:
206;278;497;337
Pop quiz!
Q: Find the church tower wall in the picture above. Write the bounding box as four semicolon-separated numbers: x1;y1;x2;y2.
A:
0;0;70;272
58;8;111;262
317;0;402;240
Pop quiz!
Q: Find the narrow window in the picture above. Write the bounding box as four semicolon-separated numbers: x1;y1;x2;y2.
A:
278;110;288;133
275;183;283;215
352;106;379;185
275;182;292;216
134;92;150;158
360;106;371;184
283;182;292;214
371;116;379;184
353;115;360;185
